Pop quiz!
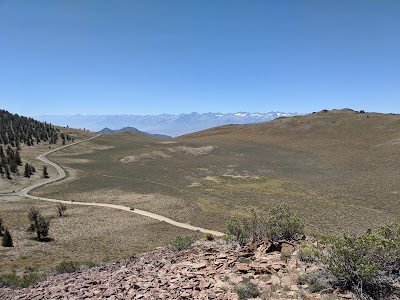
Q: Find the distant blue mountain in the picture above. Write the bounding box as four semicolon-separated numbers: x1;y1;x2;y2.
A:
36;112;298;137
98;127;171;139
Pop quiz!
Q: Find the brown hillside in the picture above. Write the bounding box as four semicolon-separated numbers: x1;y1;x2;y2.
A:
32;109;400;236
181;109;400;170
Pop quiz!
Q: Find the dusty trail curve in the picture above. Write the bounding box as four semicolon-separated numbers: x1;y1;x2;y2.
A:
2;134;223;237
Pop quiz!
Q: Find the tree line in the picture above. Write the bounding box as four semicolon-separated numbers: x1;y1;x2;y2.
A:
0;109;72;180
0;109;62;147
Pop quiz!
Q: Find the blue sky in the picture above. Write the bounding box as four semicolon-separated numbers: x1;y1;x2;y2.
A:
1;1;399;116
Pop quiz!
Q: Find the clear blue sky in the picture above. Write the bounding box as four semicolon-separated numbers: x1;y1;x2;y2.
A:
1;0;399;116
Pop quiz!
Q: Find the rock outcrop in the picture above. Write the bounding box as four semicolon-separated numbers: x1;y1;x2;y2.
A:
0;239;355;299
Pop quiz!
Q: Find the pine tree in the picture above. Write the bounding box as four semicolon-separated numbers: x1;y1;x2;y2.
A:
15;149;22;165
28;207;50;241
2;229;13;247
0;217;4;235
10;160;18;173
5;165;11;179
43;165;49;178
24;163;30;178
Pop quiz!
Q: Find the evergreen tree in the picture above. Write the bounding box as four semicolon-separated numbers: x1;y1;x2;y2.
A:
24;163;30;178
43;165;49;178
0;109;70;181
15;149;22;165
28;207;50;241
0;217;4;235
10;160;18;173
2;229;13;247
5;165;11;179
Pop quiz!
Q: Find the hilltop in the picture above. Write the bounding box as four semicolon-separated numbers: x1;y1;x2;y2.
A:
98;127;172;139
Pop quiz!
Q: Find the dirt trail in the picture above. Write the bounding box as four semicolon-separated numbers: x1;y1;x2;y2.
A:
1;134;223;237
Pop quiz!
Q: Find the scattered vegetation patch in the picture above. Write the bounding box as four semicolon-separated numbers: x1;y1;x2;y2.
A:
54;260;81;274
0;272;44;288
297;243;319;263
235;278;260;300
54;260;97;274
170;145;214;156
297;269;334;293
170;235;195;251
226;204;304;245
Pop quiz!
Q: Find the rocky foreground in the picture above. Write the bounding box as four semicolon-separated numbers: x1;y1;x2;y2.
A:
1;239;355;300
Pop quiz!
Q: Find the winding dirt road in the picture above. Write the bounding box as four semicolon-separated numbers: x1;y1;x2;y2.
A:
2;134;224;237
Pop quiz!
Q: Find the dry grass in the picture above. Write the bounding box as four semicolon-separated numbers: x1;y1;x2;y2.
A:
0;196;196;275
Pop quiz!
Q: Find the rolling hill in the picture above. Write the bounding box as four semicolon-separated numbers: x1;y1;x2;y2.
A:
32;108;400;235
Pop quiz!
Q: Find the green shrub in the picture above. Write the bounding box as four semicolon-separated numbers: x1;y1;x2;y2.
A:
280;252;291;261
226;209;265;245
55;260;81;274
170;235;195;251
205;233;215;241
297;244;319;263
226;216;250;246
297;269;333;293
323;222;400;299
0;272;43;288
264;203;304;241
226;204;304;245
235;279;260;300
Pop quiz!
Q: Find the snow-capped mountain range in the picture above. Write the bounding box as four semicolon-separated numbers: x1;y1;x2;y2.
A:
35;112;298;137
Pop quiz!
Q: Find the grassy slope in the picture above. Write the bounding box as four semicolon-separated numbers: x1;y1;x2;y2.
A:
0;128;195;276
33;109;400;235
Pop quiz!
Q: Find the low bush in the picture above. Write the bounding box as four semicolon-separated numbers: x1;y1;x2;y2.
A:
235;278;260;300
55;260;81;274
297;269;334;293
297;243;319;263
323;222;400;299
264;203;304;241
226;204;304;245
205;233;215;241
0;272;43;288
55;260;97;274
170;235;195;251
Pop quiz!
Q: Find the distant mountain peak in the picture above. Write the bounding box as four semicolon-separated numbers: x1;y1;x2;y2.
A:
98;127;172;139
36;111;299;137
